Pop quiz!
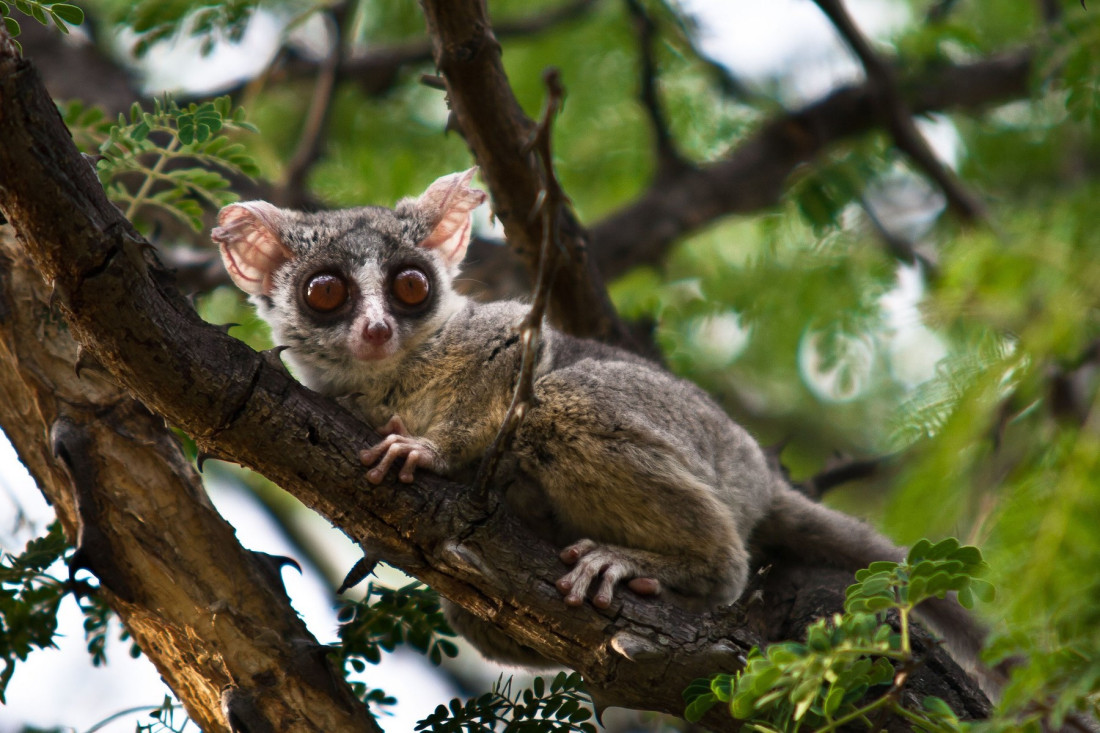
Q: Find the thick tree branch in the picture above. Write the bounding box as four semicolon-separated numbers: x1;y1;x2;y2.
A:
0;34;990;727
420;0;634;346
0;234;377;732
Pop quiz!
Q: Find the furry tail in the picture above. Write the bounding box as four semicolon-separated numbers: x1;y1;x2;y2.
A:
752;487;997;693
751;487;905;570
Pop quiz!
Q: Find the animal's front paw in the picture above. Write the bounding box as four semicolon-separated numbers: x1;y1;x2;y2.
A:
556;540;661;609
359;415;444;483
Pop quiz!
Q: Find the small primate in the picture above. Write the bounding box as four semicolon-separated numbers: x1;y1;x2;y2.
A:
212;169;983;668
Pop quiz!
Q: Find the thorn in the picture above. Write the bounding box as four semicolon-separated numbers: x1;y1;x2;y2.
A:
67;547;94;584
251;550;302;596
420;73;446;90
80;152;101;175
444;111;462;136
587;688;612;727
49;284;68;312
337;554;379;594
196;451;217;472
74;345;96;379
609;631;663;661
260;345;292;375
216;322;240;334
441;539;494;578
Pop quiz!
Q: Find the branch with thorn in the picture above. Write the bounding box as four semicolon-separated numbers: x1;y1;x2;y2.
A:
475;69;569;499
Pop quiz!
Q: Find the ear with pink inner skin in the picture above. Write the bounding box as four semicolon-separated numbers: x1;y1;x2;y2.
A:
414;168;487;269
211;201;293;296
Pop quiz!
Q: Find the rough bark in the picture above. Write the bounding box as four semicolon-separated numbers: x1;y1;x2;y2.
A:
0;227;379;733
420;0;634;347
0;28;991;730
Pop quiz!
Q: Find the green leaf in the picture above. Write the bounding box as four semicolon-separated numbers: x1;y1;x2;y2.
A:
970;578;995;603
729;689;758;719
907;539;934;563
822;684;846;717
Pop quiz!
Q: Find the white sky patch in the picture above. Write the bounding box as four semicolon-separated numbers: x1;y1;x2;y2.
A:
689;311;752;368
914;114;962;170
878;263;947;387
125;11;284;94
678;0;910;103
798;326;876;402
0;432;54;546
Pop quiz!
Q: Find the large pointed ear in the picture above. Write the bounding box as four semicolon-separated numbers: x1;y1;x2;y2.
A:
212;201;293;296
412;168;487;268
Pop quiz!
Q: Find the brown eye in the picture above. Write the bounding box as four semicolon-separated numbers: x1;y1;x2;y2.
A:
392;268;430;306
304;273;349;313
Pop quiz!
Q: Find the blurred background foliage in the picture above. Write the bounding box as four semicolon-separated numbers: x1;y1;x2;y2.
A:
4;0;1100;729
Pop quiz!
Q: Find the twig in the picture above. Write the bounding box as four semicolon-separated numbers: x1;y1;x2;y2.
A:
422;0;632;345
813;0;989;224
859;195;937;272
652;0;756;103
625;0;689;177
473;69;568;501
798;455;886;499
279;8;344;208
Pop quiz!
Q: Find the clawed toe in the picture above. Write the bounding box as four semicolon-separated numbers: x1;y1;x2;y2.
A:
555;541;656;608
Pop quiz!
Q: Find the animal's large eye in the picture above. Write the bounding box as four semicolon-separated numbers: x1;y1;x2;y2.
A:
304;272;349;313
392;268;430;307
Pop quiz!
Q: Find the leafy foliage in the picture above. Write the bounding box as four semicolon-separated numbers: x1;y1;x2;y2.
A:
684;539;988;731
847;538;994;615
0;522;67;704
0;0;83;52
115;0;260;57
416;672;596;733
79;591;140;667
337;581;455;706
62;95;259;234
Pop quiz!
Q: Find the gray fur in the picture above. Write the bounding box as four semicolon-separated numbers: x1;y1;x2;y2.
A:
213;171;987;674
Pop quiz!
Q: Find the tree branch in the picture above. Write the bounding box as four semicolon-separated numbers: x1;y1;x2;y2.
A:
625;0;690;177
587;49;1031;281
0;33;990;727
812;0;988;223
278;9;345;208
474;69;567;496
0;231;377;732
420;0;634;347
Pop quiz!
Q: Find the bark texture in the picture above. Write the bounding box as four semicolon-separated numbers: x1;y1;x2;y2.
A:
0;231;378;733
